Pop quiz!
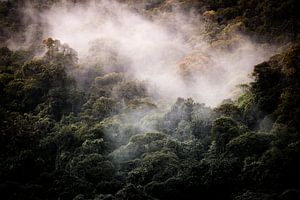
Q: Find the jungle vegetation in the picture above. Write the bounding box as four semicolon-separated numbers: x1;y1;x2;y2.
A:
0;0;300;200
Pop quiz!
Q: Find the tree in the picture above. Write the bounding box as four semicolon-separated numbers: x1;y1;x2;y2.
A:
211;116;241;153
226;132;272;158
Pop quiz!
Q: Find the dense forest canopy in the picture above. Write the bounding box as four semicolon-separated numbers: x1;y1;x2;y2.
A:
0;0;300;200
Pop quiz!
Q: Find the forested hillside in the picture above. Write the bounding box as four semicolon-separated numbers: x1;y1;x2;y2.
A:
1;0;300;200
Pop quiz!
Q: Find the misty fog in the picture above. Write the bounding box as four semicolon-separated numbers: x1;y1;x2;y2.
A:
27;0;273;106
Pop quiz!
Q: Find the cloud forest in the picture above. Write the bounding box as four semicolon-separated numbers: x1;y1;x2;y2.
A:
0;0;300;199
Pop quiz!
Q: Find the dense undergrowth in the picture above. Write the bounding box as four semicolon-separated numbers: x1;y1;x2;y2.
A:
1;0;300;200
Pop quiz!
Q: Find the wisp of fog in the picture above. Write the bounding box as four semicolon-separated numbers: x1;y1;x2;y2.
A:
36;0;273;106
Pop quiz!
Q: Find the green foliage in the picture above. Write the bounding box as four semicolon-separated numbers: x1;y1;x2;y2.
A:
252;45;300;129
66;154;115;183
163;98;214;140
93;73;124;90
127;151;179;185
112;80;147;101
111;132;169;161
83;96;120;120
210;0;300;43
227;132;272;158
1;1;300;200
215;101;243;122
43;37;78;66
211;116;242;153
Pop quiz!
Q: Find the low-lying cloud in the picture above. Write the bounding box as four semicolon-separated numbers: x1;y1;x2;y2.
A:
29;0;274;106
